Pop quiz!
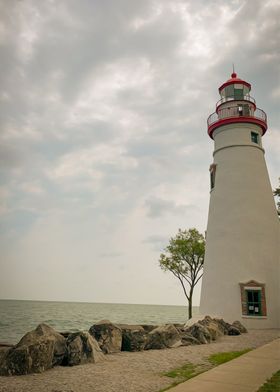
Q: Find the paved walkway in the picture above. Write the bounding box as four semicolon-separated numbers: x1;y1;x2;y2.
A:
169;338;280;392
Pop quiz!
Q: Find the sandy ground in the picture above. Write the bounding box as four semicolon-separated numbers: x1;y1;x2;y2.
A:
0;329;279;392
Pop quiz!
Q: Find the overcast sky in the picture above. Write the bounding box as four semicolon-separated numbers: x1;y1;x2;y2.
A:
0;0;279;306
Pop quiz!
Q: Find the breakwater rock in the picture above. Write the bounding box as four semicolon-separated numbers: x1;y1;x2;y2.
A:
0;316;247;376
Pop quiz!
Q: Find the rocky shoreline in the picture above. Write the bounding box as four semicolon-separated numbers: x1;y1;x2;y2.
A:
0;316;247;376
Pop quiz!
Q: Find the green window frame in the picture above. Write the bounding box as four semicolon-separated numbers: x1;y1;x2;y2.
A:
251;131;259;144
246;290;262;316
234;88;244;100
225;85;234;98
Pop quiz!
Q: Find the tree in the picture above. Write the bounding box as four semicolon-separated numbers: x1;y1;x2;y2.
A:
273;179;280;216
159;228;205;320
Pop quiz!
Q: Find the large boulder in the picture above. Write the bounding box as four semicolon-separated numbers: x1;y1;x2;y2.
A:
232;320;248;334
145;324;182;350
66;331;105;366
18;324;66;366
0;345;34;376
187;323;211;344
0;324;66;376
228;326;241;336
183;317;246;344
89;320;122;354
180;333;200;346
213;318;232;335
0;345;12;365
120;325;147;352
197;316;224;341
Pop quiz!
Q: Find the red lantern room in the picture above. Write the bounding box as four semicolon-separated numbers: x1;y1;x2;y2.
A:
207;72;267;139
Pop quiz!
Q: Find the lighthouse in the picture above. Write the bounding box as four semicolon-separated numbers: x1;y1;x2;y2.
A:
199;72;280;328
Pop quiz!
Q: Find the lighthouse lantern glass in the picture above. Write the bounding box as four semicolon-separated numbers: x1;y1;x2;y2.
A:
220;84;250;100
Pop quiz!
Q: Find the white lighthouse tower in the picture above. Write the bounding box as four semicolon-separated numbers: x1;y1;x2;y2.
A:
199;72;280;328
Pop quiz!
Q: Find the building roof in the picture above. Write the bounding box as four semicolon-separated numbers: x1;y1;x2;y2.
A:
219;72;251;93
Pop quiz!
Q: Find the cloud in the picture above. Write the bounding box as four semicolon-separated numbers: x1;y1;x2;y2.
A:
99;252;123;258
0;0;279;305
143;234;169;252
0;143;25;170
145;196;195;218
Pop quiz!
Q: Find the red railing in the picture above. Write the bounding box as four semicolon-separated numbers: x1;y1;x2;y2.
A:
207;106;267;127
216;95;256;108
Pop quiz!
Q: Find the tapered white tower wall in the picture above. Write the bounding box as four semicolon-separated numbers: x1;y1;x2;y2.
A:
199;73;280;328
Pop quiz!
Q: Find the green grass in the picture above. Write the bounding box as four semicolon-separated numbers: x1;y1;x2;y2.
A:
159;363;206;391
159;349;251;391
258;370;280;391
164;362;198;379
208;349;251;365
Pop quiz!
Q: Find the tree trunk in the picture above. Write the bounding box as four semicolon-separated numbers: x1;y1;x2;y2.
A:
188;295;192;319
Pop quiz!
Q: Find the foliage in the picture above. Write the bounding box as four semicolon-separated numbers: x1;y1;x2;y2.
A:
273;179;280;216
208;349;251;366
258;370;280;391
159;228;205;319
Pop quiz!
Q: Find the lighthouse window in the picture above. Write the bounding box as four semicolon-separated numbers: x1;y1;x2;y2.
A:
239;281;267;317
209;164;217;190
225;85;234;98
246;290;262;316
251;132;259;144
234;87;244;100
210;172;215;190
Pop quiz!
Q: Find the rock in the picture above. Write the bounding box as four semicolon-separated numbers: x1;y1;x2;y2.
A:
145;324;182;350
120;326;147;352
89;320;122;354
180;333;200;346
18;324;66;366
174;323;185;329
0;346;12;364
0;324;66;376
228;326;241;336
66;331;105;366
213;318;232;335
183;317;245;342
141;325;157;333
0;343;14;348
59;331;74;339
232;320;248;333
173;324;186;334
187;323;212;344
0;345;33;376
197;316;224;341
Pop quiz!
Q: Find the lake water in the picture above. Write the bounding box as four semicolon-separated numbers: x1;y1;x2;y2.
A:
0;300;199;344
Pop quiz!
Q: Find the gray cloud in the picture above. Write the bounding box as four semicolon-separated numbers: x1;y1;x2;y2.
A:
143;234;168;252
0;0;279;305
145;196;195;218
99;251;123;258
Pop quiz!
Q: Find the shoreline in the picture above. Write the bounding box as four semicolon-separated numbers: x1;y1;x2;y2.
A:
0;300;195;345
0;329;279;392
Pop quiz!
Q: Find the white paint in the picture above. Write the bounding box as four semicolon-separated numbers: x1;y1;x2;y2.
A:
244;286;262;290
199;121;280;329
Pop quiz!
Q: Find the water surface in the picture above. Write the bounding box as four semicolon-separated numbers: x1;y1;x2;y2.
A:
0;299;198;344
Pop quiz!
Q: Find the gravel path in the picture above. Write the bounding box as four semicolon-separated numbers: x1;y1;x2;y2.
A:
0;330;279;392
